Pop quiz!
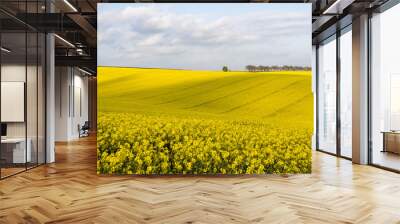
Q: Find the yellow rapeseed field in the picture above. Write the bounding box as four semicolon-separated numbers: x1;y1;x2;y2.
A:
97;67;313;174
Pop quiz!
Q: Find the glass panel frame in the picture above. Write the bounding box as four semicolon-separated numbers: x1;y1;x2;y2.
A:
317;35;337;155
0;1;47;180
370;3;400;172
315;24;353;160
0;28;28;178
339;26;352;159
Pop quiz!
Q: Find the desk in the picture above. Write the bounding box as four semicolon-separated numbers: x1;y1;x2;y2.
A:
382;131;400;154
1;138;31;163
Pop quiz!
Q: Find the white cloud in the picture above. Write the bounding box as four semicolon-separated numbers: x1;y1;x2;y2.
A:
98;4;311;70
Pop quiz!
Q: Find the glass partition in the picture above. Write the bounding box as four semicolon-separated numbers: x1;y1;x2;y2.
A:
38;32;46;165
370;3;400;171
27;30;38;169
0;2;46;179
1;30;28;177
339;27;352;158
317;35;337;154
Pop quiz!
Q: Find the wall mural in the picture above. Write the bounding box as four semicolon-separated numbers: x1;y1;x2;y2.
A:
97;3;313;174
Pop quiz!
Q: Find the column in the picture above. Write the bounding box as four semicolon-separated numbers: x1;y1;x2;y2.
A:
352;14;369;164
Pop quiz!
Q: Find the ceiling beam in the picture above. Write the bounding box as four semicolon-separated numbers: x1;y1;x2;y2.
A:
67;13;97;46
55;55;96;70
323;0;356;14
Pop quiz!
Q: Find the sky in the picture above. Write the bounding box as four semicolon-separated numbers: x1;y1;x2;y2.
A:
98;3;311;71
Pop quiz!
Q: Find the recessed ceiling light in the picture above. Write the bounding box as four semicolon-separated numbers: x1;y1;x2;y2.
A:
63;0;78;12
78;67;93;76
54;34;75;48
1;47;11;53
323;0;354;15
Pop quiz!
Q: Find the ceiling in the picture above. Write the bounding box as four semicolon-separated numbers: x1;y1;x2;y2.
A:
0;0;393;74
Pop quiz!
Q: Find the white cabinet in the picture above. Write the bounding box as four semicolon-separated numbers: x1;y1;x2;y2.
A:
1;138;32;163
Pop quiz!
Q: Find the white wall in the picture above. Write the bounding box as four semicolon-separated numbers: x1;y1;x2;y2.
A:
1;64;26;81
1;65;26;140
72;72;89;138
55;66;70;141
55;66;89;141
1;64;38;138
1;63;46;164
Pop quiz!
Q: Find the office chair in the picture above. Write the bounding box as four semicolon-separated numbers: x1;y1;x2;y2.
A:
79;121;90;138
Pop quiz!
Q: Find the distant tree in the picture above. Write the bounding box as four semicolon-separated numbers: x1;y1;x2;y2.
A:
246;65;257;72
222;66;228;72
245;65;252;72
244;65;310;72
257;65;265;72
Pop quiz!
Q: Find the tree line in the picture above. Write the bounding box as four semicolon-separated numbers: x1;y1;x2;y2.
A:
245;65;311;72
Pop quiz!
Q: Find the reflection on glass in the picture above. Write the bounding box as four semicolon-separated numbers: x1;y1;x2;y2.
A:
390;75;400;130
1;31;27;177
340;29;352;158
38;33;46;165
318;36;337;154
0;1;47;179
371;3;400;171
27;31;38;169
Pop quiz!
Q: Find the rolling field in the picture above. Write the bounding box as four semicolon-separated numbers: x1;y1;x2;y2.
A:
98;67;313;126
97;67;313;174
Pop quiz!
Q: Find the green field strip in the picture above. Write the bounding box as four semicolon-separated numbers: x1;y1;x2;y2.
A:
137;74;259;102
151;75;261;105
160;76;301;111
239;86;311;119
170;77;282;109
115;75;282;108
218;79;306;114
181;77;283;110
262;93;312;118
195;78;307;114
270;94;314;120
98;67;313;128
236;79;310;113
107;75;306;117
99;69;218;98
98;98;230;120
101;74;227;100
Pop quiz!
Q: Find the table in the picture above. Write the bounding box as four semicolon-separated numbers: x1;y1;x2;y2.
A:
1;138;31;164
381;131;400;154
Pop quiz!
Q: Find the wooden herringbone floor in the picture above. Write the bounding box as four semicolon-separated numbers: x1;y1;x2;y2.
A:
1;136;400;224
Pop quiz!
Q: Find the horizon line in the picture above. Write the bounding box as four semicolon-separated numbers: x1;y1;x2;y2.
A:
97;65;311;72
